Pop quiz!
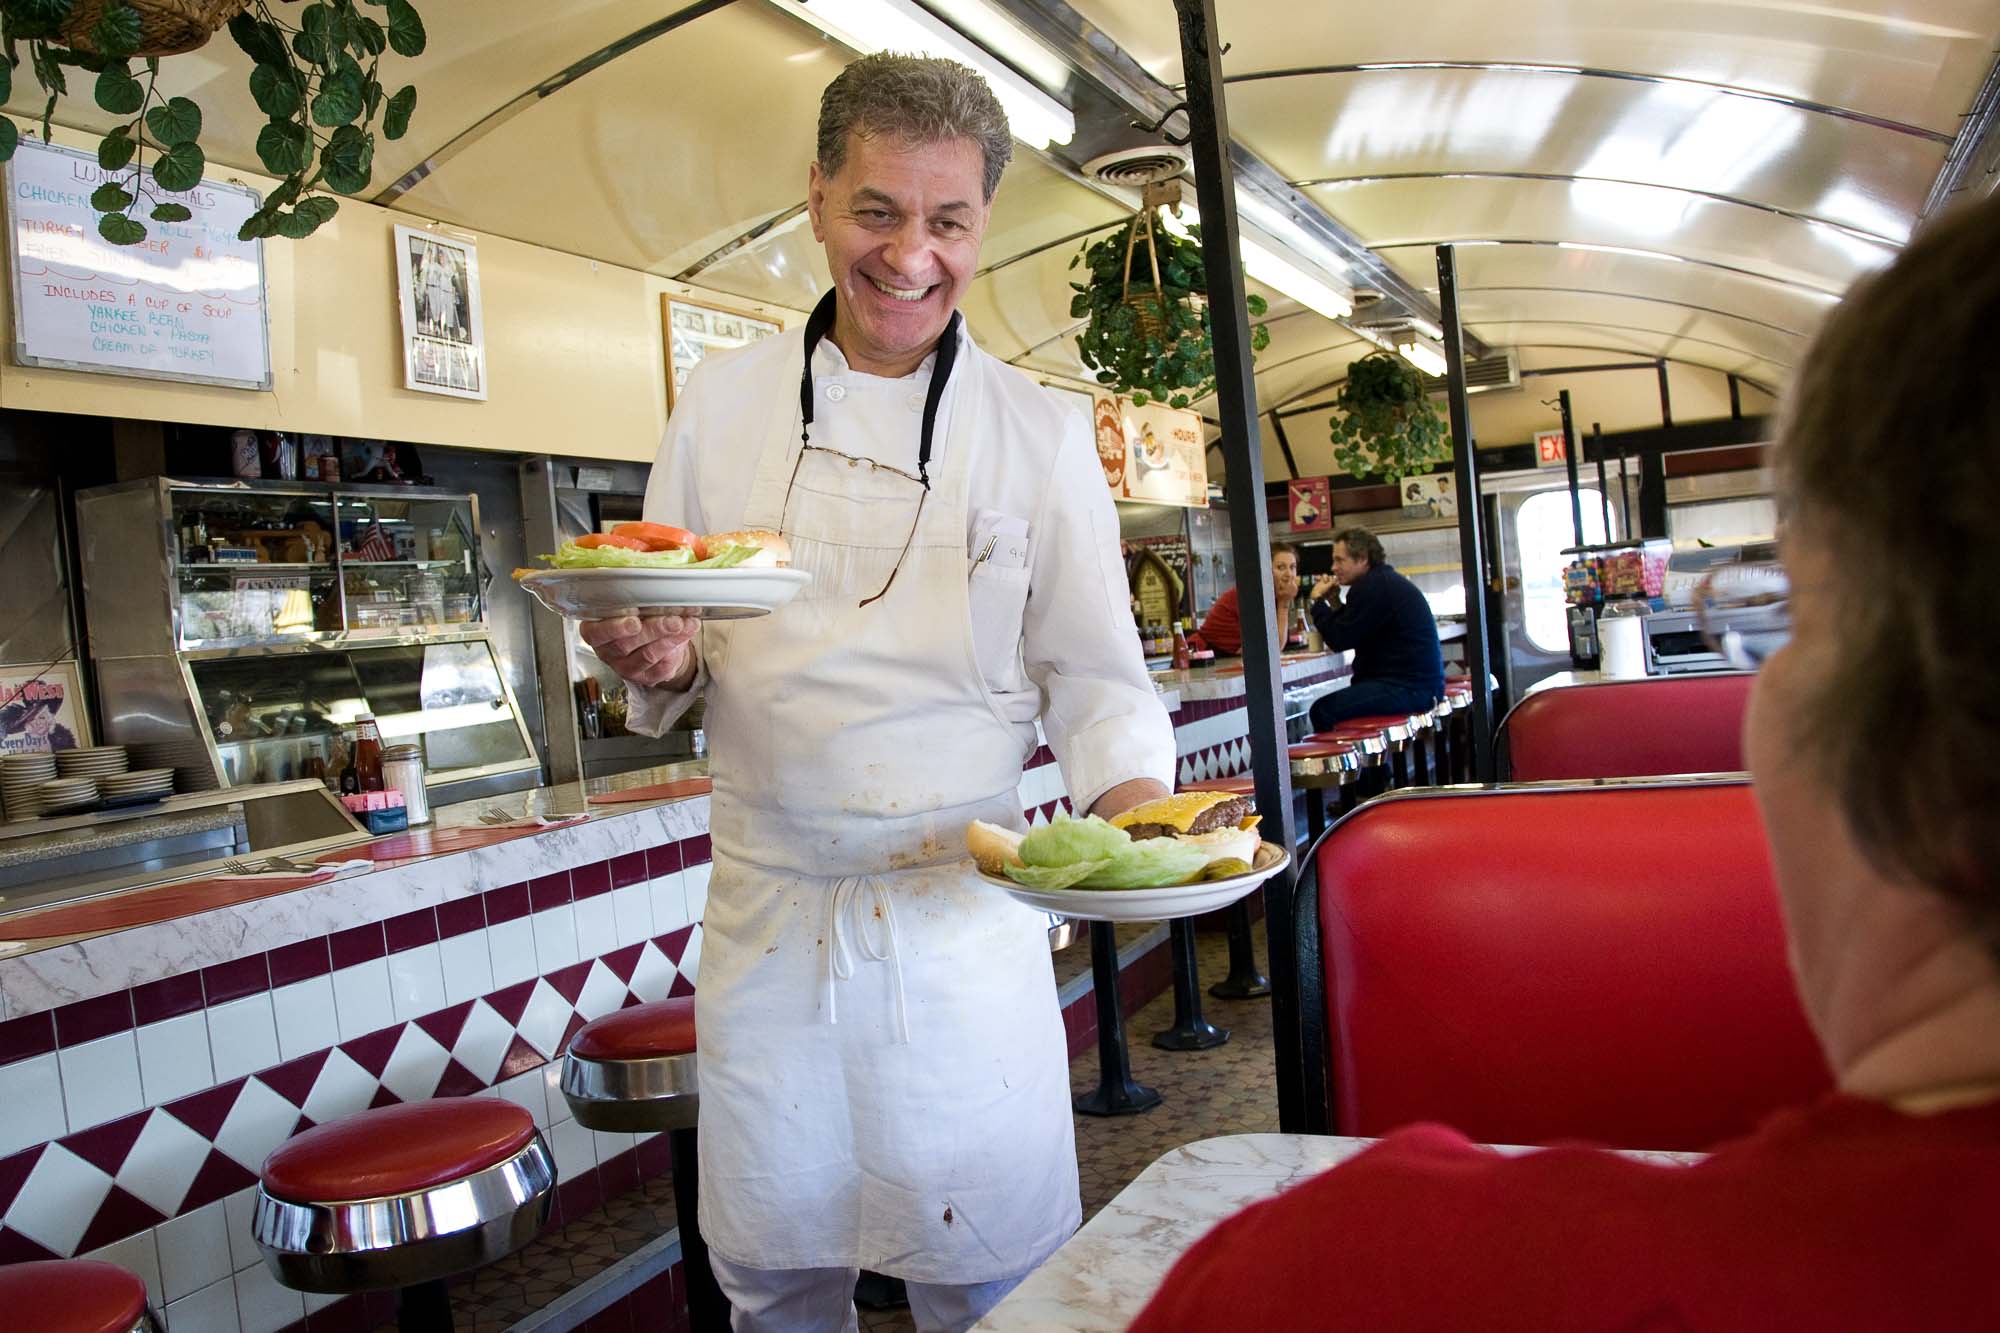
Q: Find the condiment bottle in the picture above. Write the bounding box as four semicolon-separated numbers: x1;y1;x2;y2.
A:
352;712;385;792
1171;621;1191;670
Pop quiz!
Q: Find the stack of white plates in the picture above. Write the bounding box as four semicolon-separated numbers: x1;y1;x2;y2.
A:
99;768;175;804
55;745;130;781
2;753;58;820
35;777;100;815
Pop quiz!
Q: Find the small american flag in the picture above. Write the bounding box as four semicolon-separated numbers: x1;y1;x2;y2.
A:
352;520;396;562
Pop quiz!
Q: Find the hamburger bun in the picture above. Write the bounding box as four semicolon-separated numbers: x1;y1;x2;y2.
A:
1111;791;1254;840
966;820;1025;875
700;528;791;567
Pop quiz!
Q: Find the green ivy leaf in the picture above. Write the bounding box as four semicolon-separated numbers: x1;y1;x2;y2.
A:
93;65;143;114
249;63;302;117
145;96;201;145
292;28;328;68
0;118;19;162
353;16;386;55
382;84;416;139
256;119;311;175
228;13;290;67
97;212;146;245
152;140;204;192
319;123;373;194
7;0;72;40
90;1;142;59
295;194;339;226
385;0;425;56
0;54;11;104
150;201;192;222
311;63;365;126
97;126;135;170
238;207;279;241
275;206;320;239
90;180;133;211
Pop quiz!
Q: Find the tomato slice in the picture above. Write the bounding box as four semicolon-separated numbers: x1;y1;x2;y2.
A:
575;532;651;551
612;521;699;552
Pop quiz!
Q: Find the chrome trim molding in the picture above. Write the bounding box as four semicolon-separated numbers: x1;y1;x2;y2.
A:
1294;170;1907;250
1370;238;1847;301
253;1137;556;1293
561;1050;701;1134
1221;62;1951;144
1921;52;2000;220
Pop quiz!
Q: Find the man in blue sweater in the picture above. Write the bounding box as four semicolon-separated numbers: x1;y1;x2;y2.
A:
1306;526;1445;732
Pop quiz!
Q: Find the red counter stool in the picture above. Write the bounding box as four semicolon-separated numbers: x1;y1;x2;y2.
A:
1424;696;1456;787
1179;775;1270;1001
1;1260;158;1333
1311;715;1418;790
253;1098;554;1331
560;997;727;1332
1290;739;1374;841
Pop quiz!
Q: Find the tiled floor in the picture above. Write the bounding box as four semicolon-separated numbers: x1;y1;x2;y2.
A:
378;925;1274;1332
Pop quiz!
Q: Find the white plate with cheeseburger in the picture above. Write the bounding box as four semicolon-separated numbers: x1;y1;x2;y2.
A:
515;524;810;621
965;792;1289;923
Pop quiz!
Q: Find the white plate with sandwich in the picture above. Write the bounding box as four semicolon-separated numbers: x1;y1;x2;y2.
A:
965;791;1289;922
515;525;810;621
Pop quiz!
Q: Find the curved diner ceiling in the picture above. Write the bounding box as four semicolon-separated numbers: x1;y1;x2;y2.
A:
11;0;1997;475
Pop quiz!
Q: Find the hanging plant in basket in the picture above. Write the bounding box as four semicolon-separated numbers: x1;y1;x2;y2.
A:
1069;202;1268;410
1327;351;1451;485
0;0;427;245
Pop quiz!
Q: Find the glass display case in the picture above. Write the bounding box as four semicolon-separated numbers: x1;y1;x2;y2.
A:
77;477;539;802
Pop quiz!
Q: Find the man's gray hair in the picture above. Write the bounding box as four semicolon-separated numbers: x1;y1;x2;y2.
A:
818;53;1014;201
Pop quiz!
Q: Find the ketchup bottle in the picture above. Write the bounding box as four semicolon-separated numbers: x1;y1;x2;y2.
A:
352;712;385;792
1172;621;1192;670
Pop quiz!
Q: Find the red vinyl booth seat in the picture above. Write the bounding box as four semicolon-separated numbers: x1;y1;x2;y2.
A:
1311;782;1833;1151
1501;673;1755;781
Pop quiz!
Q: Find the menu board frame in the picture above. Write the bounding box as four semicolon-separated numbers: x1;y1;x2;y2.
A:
0;658;94;754
662;294;782;411
4;137;272;391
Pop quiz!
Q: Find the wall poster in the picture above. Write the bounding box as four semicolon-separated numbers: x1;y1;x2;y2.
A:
394;224;488;400
662;295;781;411
1095;393;1208;507
1288;477;1331;532
0;659;91;754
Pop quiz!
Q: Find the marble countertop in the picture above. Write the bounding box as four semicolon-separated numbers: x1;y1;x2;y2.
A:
1148;652;1351;703
0;801;244;870
976;1133;1699;1331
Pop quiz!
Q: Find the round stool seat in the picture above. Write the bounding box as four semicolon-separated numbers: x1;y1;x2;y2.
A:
1289;739;1368;782
254;1098;554;1294
1;1261;152;1333
1179;775;1255;796
562;997;700;1133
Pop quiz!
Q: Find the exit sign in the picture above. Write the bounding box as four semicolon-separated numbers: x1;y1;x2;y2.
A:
1535;429;1568;465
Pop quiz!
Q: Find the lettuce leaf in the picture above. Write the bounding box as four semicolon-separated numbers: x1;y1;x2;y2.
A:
1007;815;1211;889
542;541;757;571
1019;815;1130;866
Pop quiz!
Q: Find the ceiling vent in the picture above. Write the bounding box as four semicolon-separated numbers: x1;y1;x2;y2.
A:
1081;144;1192;188
1420;348;1521;395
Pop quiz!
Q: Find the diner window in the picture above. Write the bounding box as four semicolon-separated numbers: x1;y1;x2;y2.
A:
1519;489;1608;653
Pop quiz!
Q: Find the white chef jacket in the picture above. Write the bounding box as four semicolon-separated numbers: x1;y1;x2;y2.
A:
628;328;1175;815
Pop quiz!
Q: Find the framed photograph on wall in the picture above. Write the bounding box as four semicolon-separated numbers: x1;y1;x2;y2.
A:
0;659;93;755
662;295;782;411
394;224;488;401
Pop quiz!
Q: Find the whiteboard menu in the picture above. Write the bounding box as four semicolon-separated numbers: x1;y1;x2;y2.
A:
5;138;271;390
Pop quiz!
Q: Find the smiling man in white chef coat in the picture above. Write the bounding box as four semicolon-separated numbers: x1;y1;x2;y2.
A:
581;53;1176;1333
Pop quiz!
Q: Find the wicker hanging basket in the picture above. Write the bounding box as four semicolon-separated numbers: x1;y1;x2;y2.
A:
60;0;251;58
1119;209;1206;346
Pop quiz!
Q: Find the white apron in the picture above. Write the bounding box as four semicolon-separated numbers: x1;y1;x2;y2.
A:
692;321;1081;1283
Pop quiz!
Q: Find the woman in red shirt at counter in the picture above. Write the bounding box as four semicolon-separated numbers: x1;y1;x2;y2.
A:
1130;186;2000;1331
1194;542;1301;655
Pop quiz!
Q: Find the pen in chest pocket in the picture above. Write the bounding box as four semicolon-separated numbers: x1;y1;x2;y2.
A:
974;535;998;565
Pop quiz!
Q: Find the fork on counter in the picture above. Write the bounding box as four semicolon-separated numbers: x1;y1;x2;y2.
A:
221;855;319;876
477;807;525;826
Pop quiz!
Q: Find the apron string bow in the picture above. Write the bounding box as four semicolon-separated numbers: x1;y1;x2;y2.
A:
824;875;911;1045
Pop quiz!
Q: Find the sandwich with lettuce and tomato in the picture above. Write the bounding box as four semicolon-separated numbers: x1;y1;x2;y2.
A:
518;522;791;574
966;792;1263;890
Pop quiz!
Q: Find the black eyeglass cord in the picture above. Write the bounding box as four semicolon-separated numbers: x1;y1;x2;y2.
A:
798;289;961;491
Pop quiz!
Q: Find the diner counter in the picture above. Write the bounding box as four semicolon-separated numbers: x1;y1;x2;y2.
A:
1146;649;1353;703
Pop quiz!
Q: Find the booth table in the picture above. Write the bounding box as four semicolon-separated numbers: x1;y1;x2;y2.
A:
974;1133;1699;1331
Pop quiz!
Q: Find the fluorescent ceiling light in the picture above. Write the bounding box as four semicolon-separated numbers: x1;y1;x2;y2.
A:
774;0;1074;149
1395;332;1448;377
1159;203;1353;320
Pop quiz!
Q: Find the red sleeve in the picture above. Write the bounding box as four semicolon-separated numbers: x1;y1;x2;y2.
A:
1197;587;1243;655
